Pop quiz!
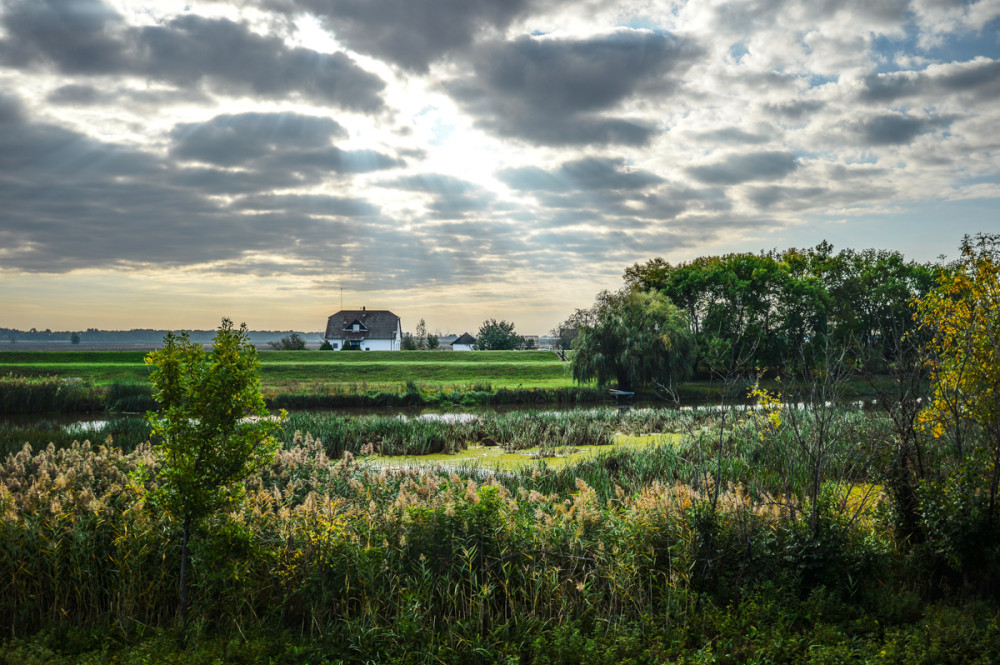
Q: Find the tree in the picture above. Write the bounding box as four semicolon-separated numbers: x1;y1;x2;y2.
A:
571;289;695;392
319;339;333;351
426;333;439;350
267;332;307;350
414;319;428;350
473;319;522;350
401;333;417;350
145;319;285;622
70;332;80;345
916;234;1000;522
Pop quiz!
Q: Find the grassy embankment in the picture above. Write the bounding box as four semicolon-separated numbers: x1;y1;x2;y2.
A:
0;349;573;389
0;350;893;417
3;403;999;663
0;350;609;413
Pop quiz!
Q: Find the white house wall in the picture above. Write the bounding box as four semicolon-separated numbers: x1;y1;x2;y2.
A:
332;338;400;351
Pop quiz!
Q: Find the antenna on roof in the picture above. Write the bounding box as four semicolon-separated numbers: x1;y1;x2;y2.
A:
340;287;343;311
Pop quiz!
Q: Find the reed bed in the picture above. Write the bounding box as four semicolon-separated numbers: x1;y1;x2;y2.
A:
0;375;103;415
282;407;694;457
0;433;890;642
2;403;999;663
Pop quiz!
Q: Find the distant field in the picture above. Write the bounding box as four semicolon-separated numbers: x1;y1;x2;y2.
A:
0;349;574;390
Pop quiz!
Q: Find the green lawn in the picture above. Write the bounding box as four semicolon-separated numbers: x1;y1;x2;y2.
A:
0;349;574;390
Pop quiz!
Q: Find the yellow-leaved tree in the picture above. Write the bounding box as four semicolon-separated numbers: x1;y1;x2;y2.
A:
916;233;1000;524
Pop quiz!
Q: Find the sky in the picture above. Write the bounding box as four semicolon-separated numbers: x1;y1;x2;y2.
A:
1;0;999;336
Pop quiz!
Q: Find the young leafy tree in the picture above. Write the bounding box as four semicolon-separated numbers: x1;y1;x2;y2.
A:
473;319;522;350
426;333;439;350
572;289;695;392
145;319;285;622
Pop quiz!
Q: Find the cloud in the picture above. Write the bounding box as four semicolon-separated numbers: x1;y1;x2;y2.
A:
500;157;663;192
0;0;127;74
855;113;932;146
859;58;1000;103
445;30;700;146
686;151;798;185
170;113;348;166
695;127;772;144
272;0;534;73
764;100;826;120
0;100;402;275
383;174;497;219
170;112;404;179
0;0;386;111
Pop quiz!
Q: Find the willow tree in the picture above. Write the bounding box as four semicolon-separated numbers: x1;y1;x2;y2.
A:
145;318;285;622
571;289;695;392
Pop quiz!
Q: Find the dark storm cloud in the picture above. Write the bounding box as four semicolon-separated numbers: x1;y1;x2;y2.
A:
445;30;700;146
859;59;1000;103
271;0;534;73
686;151;798;185
0;0;386;111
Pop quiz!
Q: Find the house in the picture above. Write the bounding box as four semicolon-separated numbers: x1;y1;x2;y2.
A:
324;307;402;351
452;332;476;351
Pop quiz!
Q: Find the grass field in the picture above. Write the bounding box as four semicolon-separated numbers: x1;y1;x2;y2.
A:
0;349;574;390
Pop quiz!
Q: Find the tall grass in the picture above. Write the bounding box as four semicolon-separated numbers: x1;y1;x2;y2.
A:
283;407;693;457
0;376;102;415
2;404;998;663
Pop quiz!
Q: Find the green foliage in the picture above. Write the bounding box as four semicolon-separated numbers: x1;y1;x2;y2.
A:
145;320;285;524
426;333;439;350
571;289;695;391
144;319;286;620
4;400;1000;662
624;242;936;374
318;339;333;351
474;319;523;350
400;333;417;350
69;332;80;345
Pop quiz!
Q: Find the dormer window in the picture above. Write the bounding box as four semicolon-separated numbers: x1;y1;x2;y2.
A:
344;318;368;333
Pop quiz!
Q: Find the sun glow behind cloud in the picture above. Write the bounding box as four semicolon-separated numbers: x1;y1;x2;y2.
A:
0;0;997;333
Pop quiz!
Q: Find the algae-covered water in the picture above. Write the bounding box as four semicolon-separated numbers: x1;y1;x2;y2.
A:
367;432;684;472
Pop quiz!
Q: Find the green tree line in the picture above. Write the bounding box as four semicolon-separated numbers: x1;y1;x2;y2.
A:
619;241;938;376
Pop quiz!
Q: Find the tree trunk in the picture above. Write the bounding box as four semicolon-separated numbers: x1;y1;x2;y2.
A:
179;515;191;624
